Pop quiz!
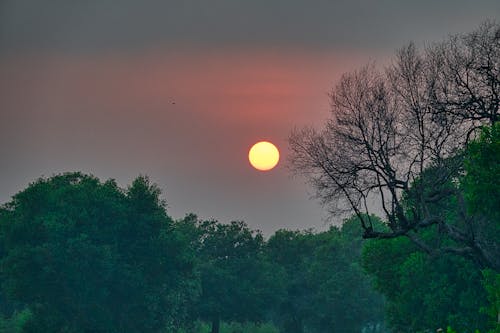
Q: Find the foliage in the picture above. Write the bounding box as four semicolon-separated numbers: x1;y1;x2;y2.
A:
178;217;279;333
0;172;390;332
266;229;316;333
481;270;500;332
462;124;500;269
1;164;495;332
216;321;279;333
360;123;500;332
173;321;279;333
0;308;32;333
362;229;493;332
0;173;198;332
267;216;385;333
463;124;500;217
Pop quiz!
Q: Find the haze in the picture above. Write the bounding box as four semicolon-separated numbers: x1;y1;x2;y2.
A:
1;0;499;235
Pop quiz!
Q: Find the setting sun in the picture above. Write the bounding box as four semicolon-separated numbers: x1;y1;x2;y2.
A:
248;141;280;171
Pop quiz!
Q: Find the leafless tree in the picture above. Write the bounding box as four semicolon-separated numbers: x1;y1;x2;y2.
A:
289;22;499;271
430;21;499;125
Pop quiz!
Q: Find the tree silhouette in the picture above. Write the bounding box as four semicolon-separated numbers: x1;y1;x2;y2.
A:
289;22;499;271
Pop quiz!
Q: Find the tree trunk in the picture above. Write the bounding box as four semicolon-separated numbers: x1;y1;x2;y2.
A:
211;316;220;333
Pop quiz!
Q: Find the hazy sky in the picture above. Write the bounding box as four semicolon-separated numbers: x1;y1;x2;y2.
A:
1;1;499;235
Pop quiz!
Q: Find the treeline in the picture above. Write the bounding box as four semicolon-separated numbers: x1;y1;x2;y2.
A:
0;130;498;333
0;121;499;333
0;172;384;333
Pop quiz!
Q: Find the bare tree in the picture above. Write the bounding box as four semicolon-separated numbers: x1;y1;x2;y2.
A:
289;22;499;271
430;21;500;125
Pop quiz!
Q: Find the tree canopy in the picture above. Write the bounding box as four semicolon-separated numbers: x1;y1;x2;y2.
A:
0;173;198;332
0;173;387;332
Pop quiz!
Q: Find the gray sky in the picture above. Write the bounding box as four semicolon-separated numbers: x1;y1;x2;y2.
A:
1;1;499;235
1;1;499;53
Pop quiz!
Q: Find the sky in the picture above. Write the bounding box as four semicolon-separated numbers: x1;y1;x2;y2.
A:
1;1;499;235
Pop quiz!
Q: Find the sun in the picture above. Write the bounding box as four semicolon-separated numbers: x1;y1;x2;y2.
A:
248;141;280;171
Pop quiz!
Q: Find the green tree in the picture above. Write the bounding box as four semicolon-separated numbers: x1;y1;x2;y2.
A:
361;124;499;332
463;124;500;330
266;229;316;333
0;172;197;332
462;124;500;270
267;218;385;333
481;269;500;332
189;219;275;333
363;232;491;332
306;218;385;333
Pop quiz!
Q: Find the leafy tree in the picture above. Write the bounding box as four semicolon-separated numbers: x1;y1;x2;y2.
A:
267;218;385;333
462;124;500;267
0;308;32;333
481;269;500;332
305;218;385;333
462;124;500;330
186;218;275;333
266;229;316;333
361;124;499;332
363;232;491;332
0;172;198;332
